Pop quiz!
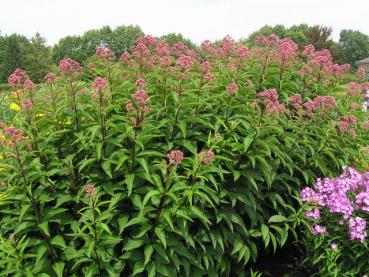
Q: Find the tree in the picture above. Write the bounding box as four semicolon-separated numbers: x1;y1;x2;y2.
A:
304;25;340;61
25;33;52;82
52;25;144;65
0;34;30;83
159;33;196;48
110;25;144;54
245;24;288;46
338;29;369;67
52;35;87;64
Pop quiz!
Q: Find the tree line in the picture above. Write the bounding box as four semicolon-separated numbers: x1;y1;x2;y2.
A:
1;24;369;83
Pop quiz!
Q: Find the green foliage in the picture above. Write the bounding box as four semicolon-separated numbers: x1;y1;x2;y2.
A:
0;34;31;83
0;33;52;83
159;33;196;48
339;29;369;68
52;25;144;64
0;35;365;276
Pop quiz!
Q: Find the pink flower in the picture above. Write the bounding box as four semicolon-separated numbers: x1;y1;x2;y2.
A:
176;55;193;70
23;79;35;91
96;46;115;60
330;243;337;249
7;68;29;87
21;99;33;110
348;217;366;243
257;89;279;102
120;52;131;62
126;101;134;112
278;38;298;59
92;77;107;90
311;224;327;235
167;150;184;165
85;184;96;197
227;82;238;95
132;90;149;106
44;72;56;84
8;74;20;87
305;208;320;220
287;94;303;111
135;78;147;89
59;58;82;74
199;150;215;165
234;45;249;59
302;44;315;57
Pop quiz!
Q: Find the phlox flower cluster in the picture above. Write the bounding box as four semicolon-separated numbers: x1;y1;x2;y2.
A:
301;167;369;243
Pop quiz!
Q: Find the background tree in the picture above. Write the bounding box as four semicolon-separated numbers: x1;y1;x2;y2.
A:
159;32;196;48
52;35;87;64
304;25;340;61
25;33;52;82
52;25;144;64
338;29;369;67
0;34;30;83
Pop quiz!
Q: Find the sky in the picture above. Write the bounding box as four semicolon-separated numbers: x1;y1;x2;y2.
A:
1;0;369;45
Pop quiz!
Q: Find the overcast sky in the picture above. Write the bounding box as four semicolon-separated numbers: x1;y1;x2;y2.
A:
1;0;368;45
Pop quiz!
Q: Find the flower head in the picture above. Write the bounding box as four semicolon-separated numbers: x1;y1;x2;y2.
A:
167;150;184;165
92;77;107;90
199;150;215;165
85;184;96;197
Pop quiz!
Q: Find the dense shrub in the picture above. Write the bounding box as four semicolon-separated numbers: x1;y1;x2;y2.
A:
0;34;367;276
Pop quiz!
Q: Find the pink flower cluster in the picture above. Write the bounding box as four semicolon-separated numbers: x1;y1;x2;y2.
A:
92;77;107;90
227;82;238;95
198;150;215;165
96;46;115;61
126;89;150;113
348;217;366;243
23;79;36;91
256;89;286;115
1;127;29;148
44;72;56;84
306;208;320;220
85;184;96;197
21;99;33;110
301;167;369;243
59;58;82;74
338;115;357;134
7;68;33;89
287;94;303;112
176;55;193;70
167;150;184;165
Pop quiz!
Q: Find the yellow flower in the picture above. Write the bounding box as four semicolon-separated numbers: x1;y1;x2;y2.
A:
36;113;45;117
10;103;21;111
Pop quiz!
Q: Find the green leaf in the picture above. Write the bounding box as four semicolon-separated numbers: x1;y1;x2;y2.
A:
144;245;154;266
268;215;287;224
190;206;211;225
125;173;135;196
51;235;66;249
124;238;145;251
102;160;112;179
155;227;167;249
38;221;50;236
52;262;65;277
